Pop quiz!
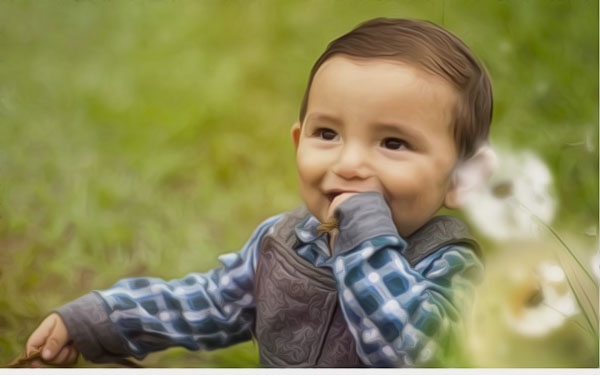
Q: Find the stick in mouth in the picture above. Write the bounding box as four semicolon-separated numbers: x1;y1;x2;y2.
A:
317;217;339;234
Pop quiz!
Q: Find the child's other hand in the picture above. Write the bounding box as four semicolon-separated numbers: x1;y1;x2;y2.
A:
25;313;79;367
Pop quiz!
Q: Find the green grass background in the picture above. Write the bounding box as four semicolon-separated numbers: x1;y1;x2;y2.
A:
0;0;597;368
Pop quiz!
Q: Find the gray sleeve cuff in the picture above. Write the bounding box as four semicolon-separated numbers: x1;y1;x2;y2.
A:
54;292;131;363
332;191;400;255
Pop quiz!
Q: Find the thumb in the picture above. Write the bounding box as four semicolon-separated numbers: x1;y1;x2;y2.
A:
326;192;359;222
41;315;70;361
26;313;59;356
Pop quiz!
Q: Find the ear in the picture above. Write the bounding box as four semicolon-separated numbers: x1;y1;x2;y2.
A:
290;122;301;150
444;145;497;209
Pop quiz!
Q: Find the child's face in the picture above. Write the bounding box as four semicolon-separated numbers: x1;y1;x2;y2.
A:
291;56;461;237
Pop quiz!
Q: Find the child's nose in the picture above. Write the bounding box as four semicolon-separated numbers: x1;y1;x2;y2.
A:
331;143;371;180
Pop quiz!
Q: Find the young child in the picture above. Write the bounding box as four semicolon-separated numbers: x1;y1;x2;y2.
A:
25;17;494;368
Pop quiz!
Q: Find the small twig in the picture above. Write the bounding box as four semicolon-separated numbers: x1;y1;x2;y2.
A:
7;347;143;368
317;217;338;234
7;348;43;368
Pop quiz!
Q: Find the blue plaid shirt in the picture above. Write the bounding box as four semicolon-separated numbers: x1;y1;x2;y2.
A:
95;209;483;367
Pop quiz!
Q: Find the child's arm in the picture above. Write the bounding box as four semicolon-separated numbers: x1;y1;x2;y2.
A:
329;192;483;367
26;214;282;364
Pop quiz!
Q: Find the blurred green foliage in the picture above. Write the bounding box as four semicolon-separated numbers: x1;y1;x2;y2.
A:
0;0;597;368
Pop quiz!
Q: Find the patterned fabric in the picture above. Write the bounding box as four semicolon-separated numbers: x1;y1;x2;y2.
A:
96;211;483;367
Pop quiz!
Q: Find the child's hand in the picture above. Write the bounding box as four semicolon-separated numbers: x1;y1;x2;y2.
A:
326;192;359;222
25;313;79;367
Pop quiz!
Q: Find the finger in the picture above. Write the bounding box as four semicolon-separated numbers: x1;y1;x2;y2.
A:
327;192;359;220
65;348;79;365
49;345;71;365
41;316;69;361
26;314;59;356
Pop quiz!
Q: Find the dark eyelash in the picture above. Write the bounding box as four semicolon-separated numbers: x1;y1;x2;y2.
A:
381;137;409;150
315;128;338;140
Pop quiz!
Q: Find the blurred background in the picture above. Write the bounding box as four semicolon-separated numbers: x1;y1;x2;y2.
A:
0;0;597;368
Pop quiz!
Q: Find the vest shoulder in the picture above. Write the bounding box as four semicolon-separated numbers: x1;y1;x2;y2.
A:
403;215;482;266
263;205;310;249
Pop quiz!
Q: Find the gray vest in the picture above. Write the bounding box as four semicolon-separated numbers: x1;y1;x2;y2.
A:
253;206;479;367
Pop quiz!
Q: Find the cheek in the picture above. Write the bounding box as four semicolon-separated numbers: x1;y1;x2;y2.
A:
295;147;330;221
296;146;328;185
380;163;447;204
382;165;426;189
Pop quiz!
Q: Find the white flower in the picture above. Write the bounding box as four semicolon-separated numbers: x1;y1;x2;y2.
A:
462;148;556;241
504;261;579;337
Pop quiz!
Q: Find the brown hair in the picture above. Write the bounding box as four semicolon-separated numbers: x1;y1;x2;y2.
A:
299;18;493;161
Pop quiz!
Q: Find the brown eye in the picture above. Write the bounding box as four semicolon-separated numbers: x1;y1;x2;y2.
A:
317;128;338;141
381;137;408;150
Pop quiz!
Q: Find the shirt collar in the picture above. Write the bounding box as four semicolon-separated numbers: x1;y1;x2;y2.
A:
294;213;332;265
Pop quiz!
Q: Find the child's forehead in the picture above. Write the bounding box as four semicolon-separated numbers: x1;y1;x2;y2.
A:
308;55;458;120
312;55;457;101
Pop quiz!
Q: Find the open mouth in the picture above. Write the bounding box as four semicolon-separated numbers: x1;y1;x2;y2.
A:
325;190;359;202
326;193;340;202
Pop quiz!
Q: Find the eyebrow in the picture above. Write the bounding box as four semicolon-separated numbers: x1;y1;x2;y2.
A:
304;113;343;126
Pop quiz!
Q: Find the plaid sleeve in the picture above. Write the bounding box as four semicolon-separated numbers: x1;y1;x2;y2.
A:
94;214;282;360
328;192;483;367
333;239;483;367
